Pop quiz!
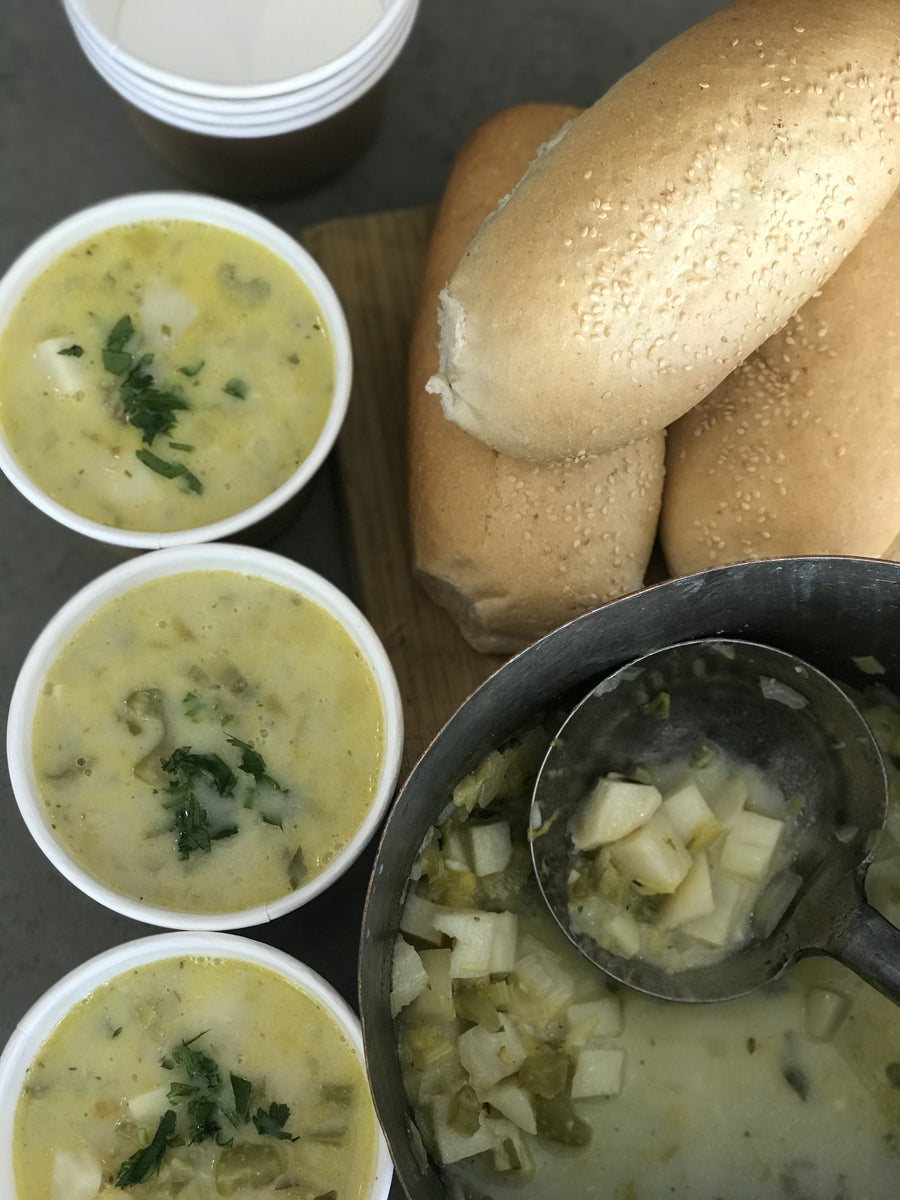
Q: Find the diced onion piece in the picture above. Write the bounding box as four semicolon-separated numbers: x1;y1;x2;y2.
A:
399;892;446;946
466;821;513;876
484;1081;537;1134
566;995;623;1045
750;869;803;939
429;1094;493;1163
391;936;429;1016
569;777;662;851
718;810;783;881
409;948;455;1020
804;985;852;1041
570;1047;625;1099
458;1018;527;1092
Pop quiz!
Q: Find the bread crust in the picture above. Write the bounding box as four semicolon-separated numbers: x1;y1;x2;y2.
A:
409;105;665;654
661;187;900;575
428;0;900;463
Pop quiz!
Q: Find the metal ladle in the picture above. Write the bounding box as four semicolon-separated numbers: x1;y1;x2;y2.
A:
529;638;900;1004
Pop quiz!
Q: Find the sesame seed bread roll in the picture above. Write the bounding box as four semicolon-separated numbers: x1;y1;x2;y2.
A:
409;105;666;654
660;187;900;576
427;0;900;464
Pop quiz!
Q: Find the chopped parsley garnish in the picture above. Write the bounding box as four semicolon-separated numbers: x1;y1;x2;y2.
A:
223;377;248;399
57;343;83;357
253;1100;295;1140
158;738;286;860
115;1035;296;1187
115;1109;177;1187
100;313;201;492
135;448;202;494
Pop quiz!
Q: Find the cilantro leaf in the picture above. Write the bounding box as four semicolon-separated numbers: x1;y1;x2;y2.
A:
223;377;248;399
226;736;286;791
135;449;203;494
253;1101;295;1140
58;344;83;357
231;1073;253;1123
164;748;237;796
115;1109;177;1187
178;359;205;377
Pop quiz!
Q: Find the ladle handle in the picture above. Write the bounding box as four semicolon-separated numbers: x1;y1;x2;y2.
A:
828;900;900;1005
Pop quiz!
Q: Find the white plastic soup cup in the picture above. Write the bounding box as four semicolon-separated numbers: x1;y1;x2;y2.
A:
7;543;404;930
0;192;352;549
0;931;394;1200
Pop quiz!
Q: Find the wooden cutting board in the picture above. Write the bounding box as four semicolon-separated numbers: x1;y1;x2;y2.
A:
300;210;508;777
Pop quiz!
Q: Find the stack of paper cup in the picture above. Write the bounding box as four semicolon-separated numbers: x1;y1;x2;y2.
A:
61;0;420;196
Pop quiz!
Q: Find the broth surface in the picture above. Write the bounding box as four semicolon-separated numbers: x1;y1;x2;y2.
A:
31;570;384;913
0;219;334;531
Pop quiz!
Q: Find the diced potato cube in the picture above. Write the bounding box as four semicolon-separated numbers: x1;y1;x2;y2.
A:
662;780;721;851
35;337;89;394
127;1085;169;1123
570;777;662;851
488;911;518;975
682;871;751;946
718;810;783;881
660;851;715;928
391;937;429;1017
51;1149;101;1200
566;995;623;1045
139;281;198;348
399;892;445;946
804;986;851;1042
570;1048;625;1099
433;910;496;978
429;1095;493;1164
408;948;455;1021
466;821;513;876
609;810;692;894
707;773;749;827
484;1081;537;1134
458;1018;527;1092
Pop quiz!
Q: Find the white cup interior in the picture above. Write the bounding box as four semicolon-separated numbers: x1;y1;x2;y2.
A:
64;0;416;99
0;931;394;1200
0;191;352;549
6;544;404;930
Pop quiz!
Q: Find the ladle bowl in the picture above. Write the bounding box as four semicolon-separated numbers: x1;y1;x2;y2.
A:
529;638;900;1003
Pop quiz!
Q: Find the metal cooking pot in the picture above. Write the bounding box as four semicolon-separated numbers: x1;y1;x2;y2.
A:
358;556;900;1199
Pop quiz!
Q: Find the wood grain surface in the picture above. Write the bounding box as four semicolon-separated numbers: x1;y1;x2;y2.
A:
300;209;508;776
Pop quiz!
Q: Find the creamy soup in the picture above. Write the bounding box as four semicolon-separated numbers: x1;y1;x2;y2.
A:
31;570;384;913
391;696;900;1199
0;219;334;531
13;955;378;1200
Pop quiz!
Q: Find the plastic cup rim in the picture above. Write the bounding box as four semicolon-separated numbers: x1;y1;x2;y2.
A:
67;2;414;135
63;0;417;100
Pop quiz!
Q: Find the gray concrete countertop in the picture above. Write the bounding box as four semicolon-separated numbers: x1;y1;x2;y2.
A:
0;0;720;1136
